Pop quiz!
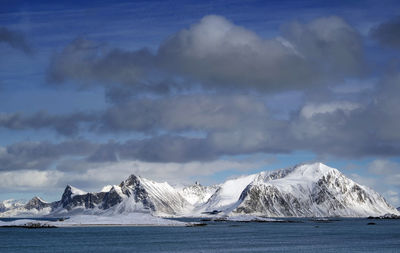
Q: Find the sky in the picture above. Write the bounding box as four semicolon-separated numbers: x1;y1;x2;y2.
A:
0;0;400;207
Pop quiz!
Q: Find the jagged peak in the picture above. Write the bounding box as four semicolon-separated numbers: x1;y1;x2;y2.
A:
62;185;87;196
29;196;47;203
120;174;142;187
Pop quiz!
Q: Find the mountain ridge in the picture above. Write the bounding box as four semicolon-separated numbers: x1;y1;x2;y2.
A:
0;162;398;218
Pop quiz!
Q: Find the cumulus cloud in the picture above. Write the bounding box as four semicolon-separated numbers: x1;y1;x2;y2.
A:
0;26;33;54
159;15;364;91
370;16;400;49
47;15;365;94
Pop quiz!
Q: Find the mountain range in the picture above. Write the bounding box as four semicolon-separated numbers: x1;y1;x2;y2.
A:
1;162;398;218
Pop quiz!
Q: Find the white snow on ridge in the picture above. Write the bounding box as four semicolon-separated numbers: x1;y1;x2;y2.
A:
100;185;113;192
179;182;219;206
69;185;87;197
199;174;258;213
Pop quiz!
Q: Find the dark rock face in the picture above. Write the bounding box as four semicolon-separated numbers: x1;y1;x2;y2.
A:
60;186;107;210
102;187;124;209
120;175;155;211
311;180;345;210
236;184;305;216
0;202;6;212
24;197;51;210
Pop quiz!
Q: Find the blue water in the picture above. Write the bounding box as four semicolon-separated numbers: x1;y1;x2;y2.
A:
0;218;399;252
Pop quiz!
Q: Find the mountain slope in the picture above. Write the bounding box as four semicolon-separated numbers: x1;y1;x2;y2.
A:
113;175;189;215
197;174;257;214
179;182;219;206
233;163;397;217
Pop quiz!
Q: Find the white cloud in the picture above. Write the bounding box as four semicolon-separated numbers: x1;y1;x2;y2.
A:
0;170;63;189
300;101;360;119
53;156;273;191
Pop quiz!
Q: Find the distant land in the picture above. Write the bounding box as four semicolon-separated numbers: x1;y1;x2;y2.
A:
1;163;398;224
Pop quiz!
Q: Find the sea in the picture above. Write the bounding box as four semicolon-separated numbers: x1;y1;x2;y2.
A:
0;218;399;252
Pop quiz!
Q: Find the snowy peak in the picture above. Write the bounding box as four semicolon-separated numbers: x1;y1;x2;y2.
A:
24;197;50;210
289;162;341;178
108;174;189;216
61;185;87;201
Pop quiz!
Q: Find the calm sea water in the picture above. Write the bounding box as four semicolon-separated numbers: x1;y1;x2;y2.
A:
0;218;399;252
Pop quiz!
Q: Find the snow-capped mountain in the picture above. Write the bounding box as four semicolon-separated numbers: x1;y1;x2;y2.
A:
113;174;189;215
0;197;52;217
232;163;397;217
0;162;398;218
0;199;25;210
50;174;190;216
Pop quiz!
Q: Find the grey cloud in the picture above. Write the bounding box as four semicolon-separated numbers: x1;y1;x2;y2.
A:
48;38;154;87
2;79;400;161
282;16;365;79
47;15;365;95
0;95;271;136
0;111;97;136
370;17;400;49
88;136;216;163
0;27;33;54
99;95;270;133
0;140;96;171
288;72;400;158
